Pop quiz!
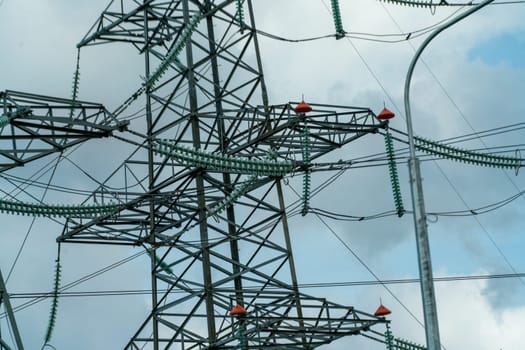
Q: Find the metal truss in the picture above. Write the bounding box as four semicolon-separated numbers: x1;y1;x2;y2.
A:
59;102;382;245
0;269;24;350
0;90;128;172
221;292;380;349
128;291;381;349
52;0;387;348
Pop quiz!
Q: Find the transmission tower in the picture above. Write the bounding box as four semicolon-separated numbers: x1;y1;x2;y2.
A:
51;0;391;348
1;0;392;348
2;1;520;348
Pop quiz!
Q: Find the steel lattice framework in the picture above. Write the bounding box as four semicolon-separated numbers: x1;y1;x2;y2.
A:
3;0;390;349
59;0;388;348
0;269;24;350
0;90;127;172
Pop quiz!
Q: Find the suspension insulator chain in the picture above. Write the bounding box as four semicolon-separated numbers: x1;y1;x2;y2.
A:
385;327;395;350
154;139;294;176
378;0;448;8
394;337;427;350
209;176;257;217
330;0;345;39
236;0;245;30
44;244;62;345
415;136;522;170
0;114;9;128
385;131;405;216
302;127;311;216
237;324;247;350
384;326;427;350
150;250;174;275
147;12;201;88
112;12;202;116
69;48;81;119
0;198;118;218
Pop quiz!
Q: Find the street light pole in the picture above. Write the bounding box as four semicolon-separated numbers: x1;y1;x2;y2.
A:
404;1;495;349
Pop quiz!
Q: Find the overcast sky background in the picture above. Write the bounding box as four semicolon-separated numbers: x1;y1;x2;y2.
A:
1;0;525;349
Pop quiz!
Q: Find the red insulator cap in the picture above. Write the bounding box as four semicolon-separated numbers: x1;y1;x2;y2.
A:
377;107;395;120
374;304;392;317
294;100;313;114
230;304;247;316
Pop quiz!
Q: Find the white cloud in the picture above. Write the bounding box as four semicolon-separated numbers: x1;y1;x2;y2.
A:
330;274;525;350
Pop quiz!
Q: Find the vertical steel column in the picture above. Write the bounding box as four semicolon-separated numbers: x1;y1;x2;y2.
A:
0;269;24;350
276;180;306;345
276;181;302;297
247;0;270;111
249;0;307;337
203;1;245;306
142;1;159;348
182;0;217;345
404;1;494;349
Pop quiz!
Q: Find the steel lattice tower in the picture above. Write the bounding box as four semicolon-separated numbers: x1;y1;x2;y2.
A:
51;0;387;348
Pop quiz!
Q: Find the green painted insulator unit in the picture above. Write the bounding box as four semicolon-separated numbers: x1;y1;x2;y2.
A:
378;0;445;8
153;139;293;176
414;136;522;170
394;337;427;350
69;49;81;119
0;115;9;128
236;0;245;29
302;127;311;216
330;0;345;39
384;131;404;217
0;198;118;218
209;176;257;217
147;12;202;88
237;325;247;350
44;248;61;344
385;328;395;350
153;252;173;275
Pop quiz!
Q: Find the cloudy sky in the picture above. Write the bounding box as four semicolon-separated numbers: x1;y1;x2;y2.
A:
1;0;525;349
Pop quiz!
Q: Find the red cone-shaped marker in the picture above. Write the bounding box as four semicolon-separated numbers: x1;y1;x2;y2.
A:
294;100;313;114
230;304;247;316
377;107;395;120
374;304;392;317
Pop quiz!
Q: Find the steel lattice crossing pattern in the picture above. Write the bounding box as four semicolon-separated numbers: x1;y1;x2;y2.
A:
2;1;388;349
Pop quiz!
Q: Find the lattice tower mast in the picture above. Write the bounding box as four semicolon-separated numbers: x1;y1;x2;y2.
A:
58;0;385;348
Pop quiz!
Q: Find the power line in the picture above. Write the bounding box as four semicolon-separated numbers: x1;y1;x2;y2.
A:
0;250;148;319
286;172;427;333
7;272;525;299
346;122;525;168
308;187;525;220
315;212;427;328
5;155;62;283
377;0;525;290
256;1;524;44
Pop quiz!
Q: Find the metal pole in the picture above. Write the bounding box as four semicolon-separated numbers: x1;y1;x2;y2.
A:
404;1;494;349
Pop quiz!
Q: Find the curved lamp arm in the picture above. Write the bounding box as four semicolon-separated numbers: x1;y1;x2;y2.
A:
405;0;495;147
